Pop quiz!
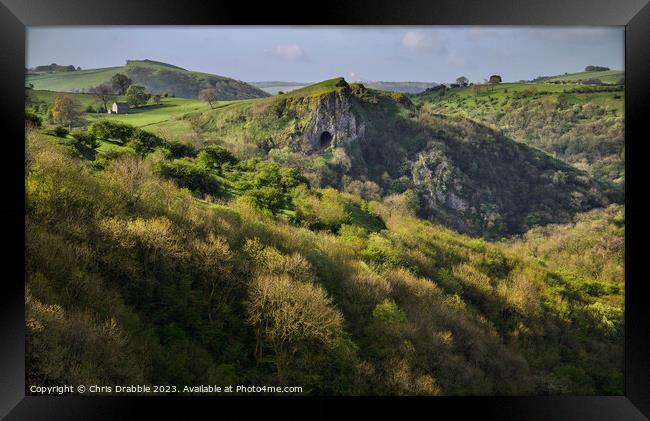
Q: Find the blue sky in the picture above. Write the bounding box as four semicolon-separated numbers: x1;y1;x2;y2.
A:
27;26;624;83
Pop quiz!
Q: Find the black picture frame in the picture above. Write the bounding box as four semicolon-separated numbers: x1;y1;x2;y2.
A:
1;0;648;419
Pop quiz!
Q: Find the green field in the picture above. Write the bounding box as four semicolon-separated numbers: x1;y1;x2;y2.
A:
544;70;624;83
415;82;625;114
26;59;269;100
30;89;217;137
27;67;124;92
30;89;119;109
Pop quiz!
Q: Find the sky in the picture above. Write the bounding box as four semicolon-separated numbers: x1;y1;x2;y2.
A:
26;26;624;83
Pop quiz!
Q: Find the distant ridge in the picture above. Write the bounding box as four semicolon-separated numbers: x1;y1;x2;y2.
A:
26;59;270;100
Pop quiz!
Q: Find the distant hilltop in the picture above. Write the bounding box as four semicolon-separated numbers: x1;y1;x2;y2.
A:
25;59;270;100
29;63;81;73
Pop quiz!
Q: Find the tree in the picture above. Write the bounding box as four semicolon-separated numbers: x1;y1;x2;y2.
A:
489;75;502;84
125;85;151;108
50;95;82;128
111;73;133;95
199;88;218;109
89;83;116;112
246;274;344;382
488;75;502;91
585;65;610;72
456;76;469;87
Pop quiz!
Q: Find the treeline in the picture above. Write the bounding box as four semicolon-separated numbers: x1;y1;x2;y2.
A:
26;126;623;395
32;63;79;72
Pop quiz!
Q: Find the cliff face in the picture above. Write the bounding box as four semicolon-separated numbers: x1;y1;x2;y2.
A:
303;88;365;152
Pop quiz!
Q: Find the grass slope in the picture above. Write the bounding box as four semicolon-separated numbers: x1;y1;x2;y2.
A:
27;59;269;100
413;82;625;187
544;70;624;83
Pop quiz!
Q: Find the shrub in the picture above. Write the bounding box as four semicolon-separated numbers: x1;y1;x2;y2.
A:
166;141;197;158
157;158;220;194
197;145;238;169
71;130;98;149
88;120;135;144
25;110;42;127
129;129;165;155
51;126;69;138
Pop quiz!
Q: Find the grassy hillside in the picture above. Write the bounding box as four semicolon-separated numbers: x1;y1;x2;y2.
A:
29;89;216;139
544;70;624;84
413;82;625;188
27;59;270;100
178;78;613;238
27;66;123;92
25;126;623;395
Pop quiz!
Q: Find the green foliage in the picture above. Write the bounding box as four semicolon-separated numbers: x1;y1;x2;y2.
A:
372;299;407;324
585;65;610;72
24;75;624;396
157;158;221;194
125;85;151;108
25;110;42;127
51;126;69;138
89;120;136;144
417;82;624;189
128;128;166;156
197;145;238;169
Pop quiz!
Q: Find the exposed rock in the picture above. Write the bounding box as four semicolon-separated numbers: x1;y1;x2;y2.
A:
303;89;365;152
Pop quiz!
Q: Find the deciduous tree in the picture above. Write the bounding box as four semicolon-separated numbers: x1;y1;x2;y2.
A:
50;95;82;128
111;73;133;95
125;85;151;108
89;83;116;112
199;87;218;108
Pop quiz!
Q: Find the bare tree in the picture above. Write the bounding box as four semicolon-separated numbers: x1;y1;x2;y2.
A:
89;83;116;112
199;87;218;109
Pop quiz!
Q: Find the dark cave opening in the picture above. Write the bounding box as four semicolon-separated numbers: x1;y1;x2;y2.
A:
319;131;333;148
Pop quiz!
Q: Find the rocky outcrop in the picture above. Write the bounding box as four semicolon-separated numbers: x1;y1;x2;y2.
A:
303;87;365;152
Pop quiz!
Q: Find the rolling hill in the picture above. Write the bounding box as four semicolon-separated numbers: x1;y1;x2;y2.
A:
26;59;270;100
26;120;624;395
413;82;625;189
536;69;624;84
174;78;613;238
25;72;625;396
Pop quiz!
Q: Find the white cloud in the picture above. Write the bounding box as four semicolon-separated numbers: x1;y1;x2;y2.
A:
401;30;447;54
268;44;309;62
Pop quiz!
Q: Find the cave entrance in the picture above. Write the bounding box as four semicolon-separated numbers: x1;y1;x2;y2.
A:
319;131;333;149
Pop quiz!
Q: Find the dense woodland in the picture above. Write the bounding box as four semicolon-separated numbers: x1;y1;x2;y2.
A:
25;70;624;395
